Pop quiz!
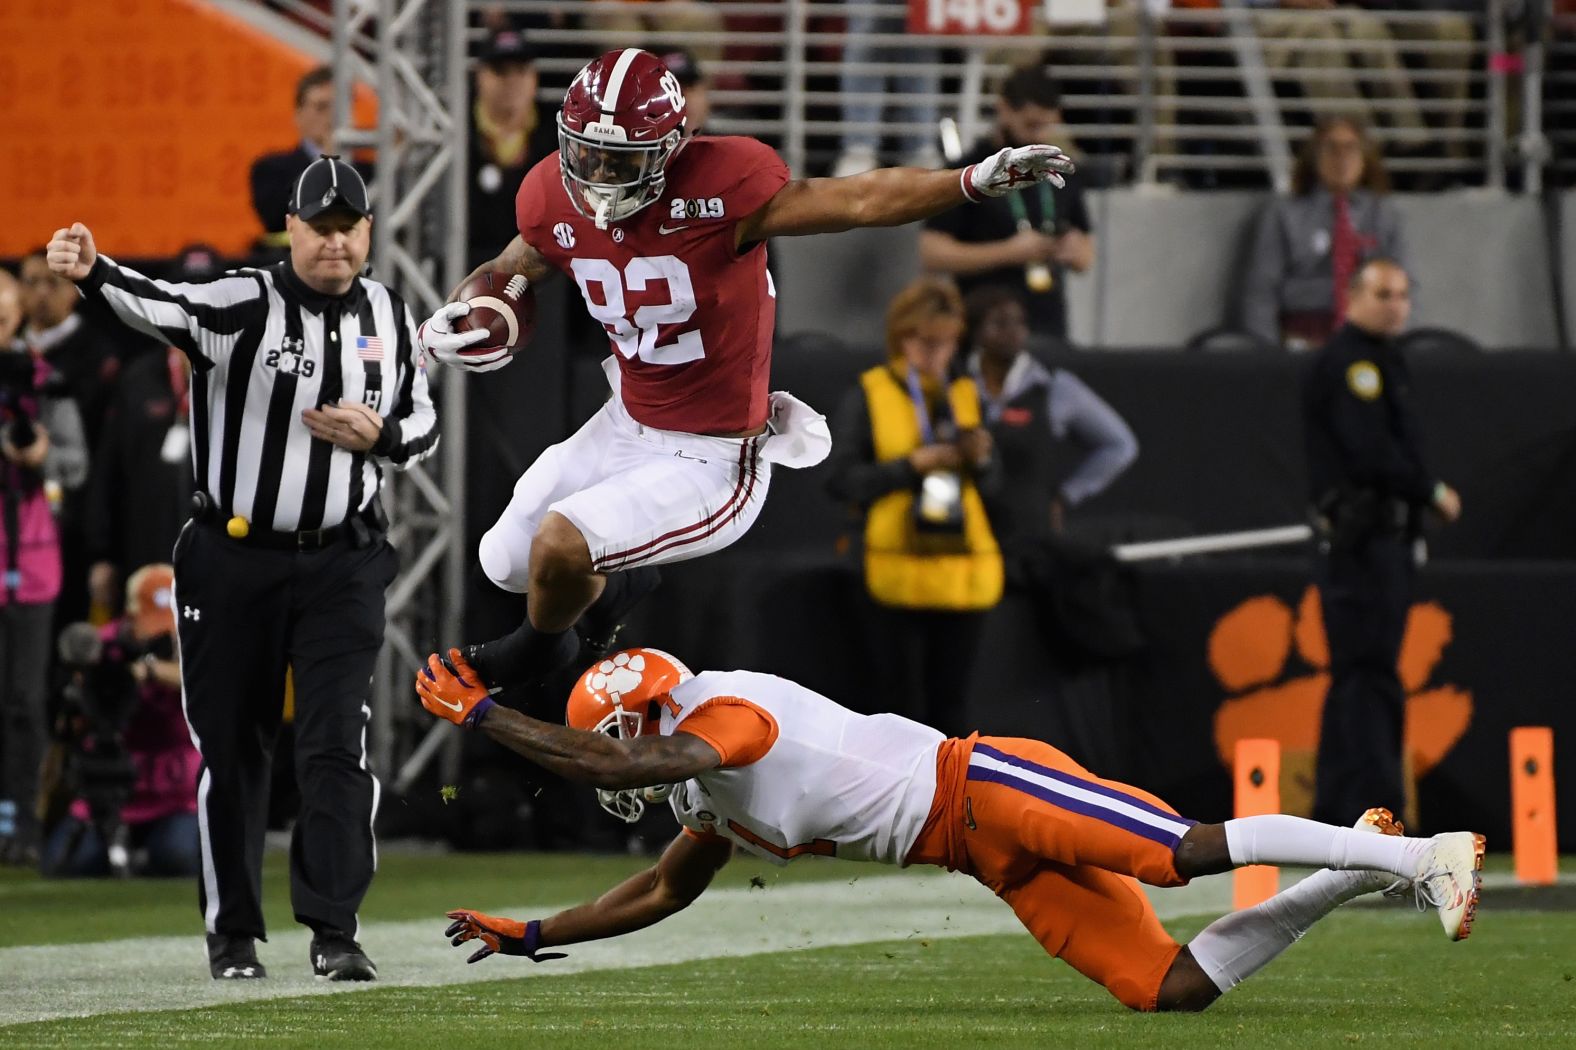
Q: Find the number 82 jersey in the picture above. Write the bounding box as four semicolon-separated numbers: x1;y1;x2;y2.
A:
515;136;791;435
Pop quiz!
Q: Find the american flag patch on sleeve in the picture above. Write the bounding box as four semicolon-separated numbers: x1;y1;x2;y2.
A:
355;336;384;361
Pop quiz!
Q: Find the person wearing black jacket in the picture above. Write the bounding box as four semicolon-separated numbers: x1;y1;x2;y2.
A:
1301;259;1460;827
466;31;557;268
84;346;192;615
249;68;336;248
919;68;1095;344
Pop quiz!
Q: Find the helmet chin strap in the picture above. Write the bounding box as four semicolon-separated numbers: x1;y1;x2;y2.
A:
593;191;612;230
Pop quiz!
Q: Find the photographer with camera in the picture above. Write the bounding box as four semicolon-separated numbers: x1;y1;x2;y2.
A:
826;278;1003;737
0;320;88;866
40;564;198;878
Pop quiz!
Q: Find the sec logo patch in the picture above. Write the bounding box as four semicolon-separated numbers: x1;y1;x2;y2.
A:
1346;361;1382;401
553;222;575;250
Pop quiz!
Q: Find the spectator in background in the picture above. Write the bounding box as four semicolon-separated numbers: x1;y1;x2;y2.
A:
831;0;942;176
83;248;213;618
1364;1;1476;165
583;0;728;64
1242;116;1407;349
0;329;89;866
468;32;558;268
921;68;1095;346
1176;0;1426;138
40;564;200;879
825;279;1001;736
19;251;122;449
964;285;1137;542
659;49;712;135
250;67;342;251
0;271;22;352
20;250;125;626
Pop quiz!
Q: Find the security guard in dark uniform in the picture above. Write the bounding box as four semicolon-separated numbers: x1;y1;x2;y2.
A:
46;158;438;982
1301;259;1460;827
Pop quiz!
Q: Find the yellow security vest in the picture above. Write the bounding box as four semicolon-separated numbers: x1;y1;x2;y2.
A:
859;365;1003;611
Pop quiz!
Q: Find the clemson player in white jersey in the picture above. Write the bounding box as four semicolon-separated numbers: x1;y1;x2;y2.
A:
416;647;1485;1013
414;47;1079;690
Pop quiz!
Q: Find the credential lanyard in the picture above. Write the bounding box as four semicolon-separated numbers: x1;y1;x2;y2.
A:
1006;182;1056;233
905;367;937;445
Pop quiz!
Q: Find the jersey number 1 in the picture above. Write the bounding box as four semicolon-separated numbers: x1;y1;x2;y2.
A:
570;256;704;366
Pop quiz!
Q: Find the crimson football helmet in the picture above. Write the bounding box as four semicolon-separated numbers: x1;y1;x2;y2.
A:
557;48;688;229
566;648;694;822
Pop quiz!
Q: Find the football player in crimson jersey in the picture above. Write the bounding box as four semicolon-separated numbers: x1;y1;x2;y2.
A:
415;647;1485;1012
416;47;1078;690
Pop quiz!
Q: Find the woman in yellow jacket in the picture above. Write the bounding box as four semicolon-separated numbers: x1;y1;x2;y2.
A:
826;278;1003;734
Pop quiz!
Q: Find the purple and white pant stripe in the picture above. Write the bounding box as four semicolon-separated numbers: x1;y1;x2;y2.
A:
966;743;1196;849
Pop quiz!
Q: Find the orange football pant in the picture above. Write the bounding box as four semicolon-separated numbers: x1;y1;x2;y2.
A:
906;734;1195;1011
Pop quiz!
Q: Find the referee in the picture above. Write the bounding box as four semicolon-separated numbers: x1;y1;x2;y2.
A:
46;157;437;981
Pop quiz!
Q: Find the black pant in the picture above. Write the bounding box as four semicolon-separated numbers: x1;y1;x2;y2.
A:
1312;533;1413;826
863;601;986;738
172;520;397;940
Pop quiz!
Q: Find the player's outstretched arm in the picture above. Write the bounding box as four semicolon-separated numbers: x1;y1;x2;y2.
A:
444;831;732;963
46;222;264;368
736;144;1076;243
539;832;732;946
416;649;723;787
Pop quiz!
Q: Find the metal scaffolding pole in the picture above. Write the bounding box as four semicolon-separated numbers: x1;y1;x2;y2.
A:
328;0;468;791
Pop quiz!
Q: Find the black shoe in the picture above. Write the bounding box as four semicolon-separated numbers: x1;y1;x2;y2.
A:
310;928;377;981
577;567;662;657
207;933;267;980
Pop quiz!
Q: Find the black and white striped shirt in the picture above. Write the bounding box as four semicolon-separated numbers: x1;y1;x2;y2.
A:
81;256;438;532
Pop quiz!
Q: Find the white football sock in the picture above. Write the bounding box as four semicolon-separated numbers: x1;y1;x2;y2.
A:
1223;815;1430;877
1188;868;1374;994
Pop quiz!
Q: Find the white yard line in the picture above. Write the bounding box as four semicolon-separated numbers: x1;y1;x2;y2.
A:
0;871;1226;1028
2;868;1553;1029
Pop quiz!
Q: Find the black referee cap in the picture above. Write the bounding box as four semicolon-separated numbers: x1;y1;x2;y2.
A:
289;156;371;221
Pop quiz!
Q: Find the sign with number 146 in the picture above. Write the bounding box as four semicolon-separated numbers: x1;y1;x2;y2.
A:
907;0;1029;34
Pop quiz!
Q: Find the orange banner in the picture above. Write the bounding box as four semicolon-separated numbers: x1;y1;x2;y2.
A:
0;0;374;258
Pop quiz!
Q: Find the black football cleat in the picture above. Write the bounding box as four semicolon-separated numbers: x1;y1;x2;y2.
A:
311;928;378;981
207;933;267;980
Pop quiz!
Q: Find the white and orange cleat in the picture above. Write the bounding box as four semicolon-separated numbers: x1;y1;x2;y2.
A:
1411;831;1486;942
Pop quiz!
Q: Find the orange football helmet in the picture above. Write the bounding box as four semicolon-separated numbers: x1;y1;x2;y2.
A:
566;648;693;822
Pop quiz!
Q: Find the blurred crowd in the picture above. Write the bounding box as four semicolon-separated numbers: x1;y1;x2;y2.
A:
0;226;202;870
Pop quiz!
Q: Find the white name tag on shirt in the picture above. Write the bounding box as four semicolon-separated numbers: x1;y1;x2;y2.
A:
160;423;190;465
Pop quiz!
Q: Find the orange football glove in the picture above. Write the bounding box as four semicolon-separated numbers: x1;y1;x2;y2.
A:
416;648;495;728
443;910;566;964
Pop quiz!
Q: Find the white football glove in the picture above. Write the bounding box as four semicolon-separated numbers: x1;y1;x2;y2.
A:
417;302;510;374
962;145;1076;201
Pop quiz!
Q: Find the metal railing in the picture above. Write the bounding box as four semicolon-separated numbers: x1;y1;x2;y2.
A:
1547;14;1575;184
260;0;1547;189
487;0;1528;188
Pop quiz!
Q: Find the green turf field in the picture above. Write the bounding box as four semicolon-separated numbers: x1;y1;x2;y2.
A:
3;851;1573;1049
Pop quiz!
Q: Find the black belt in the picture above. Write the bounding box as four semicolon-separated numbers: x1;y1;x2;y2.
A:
190;492;385;551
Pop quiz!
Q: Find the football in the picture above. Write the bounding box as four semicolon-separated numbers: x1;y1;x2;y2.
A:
454;272;536;355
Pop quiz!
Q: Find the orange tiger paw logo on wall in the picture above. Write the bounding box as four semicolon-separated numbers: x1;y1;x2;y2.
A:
1209;586;1472;819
